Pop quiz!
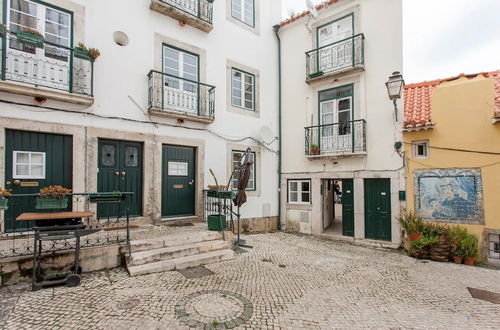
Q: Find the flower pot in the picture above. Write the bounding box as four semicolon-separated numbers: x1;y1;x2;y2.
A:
453;255;462;264
409;232;421;241
36;197;68;210
0;198;8;211
16;31;44;48
430;240;450;262
207;215;226;231
311;149;320;155
74;47;92;61
463;257;474;265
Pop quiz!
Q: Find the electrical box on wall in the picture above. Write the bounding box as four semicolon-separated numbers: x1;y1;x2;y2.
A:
399;191;406;201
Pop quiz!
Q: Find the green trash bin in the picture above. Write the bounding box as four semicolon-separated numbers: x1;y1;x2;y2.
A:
207;215;226;231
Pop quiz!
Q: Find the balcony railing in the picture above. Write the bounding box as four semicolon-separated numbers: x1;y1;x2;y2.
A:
159;0;213;24
306;34;365;79
305;119;366;156
0;31;94;96
148;70;215;120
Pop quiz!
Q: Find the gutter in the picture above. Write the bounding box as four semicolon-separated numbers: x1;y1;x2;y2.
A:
273;24;282;231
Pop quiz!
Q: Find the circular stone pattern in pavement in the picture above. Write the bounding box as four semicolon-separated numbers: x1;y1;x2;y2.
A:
175;290;253;329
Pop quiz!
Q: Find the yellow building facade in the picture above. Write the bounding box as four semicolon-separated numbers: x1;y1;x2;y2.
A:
403;71;500;264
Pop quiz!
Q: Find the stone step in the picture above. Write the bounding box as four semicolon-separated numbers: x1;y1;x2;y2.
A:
127;240;231;266
126;249;235;276
123;231;223;254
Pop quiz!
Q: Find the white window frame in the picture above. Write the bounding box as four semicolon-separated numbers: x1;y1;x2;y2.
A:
413;141;429;159
231;150;255;191
168;161;188;176
13;151;46;179
231;0;254;27
231;68;255;111
288;180;311;204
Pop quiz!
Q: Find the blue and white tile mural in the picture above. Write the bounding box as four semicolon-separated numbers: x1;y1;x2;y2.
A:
414;168;484;224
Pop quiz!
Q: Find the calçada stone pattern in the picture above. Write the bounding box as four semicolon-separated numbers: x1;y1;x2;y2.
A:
1;232;499;329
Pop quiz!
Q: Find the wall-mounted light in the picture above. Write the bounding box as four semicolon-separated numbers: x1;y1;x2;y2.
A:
385;71;405;121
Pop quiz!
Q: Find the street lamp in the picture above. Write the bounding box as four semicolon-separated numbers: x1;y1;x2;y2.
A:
385;71;405;121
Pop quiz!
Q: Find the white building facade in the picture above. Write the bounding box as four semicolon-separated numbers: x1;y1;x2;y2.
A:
0;0;281;233
277;0;404;246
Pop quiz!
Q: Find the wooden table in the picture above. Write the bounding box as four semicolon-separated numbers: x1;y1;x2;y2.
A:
16;211;94;221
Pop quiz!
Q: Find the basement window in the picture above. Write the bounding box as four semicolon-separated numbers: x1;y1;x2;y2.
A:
413;141;429;159
288;180;311;204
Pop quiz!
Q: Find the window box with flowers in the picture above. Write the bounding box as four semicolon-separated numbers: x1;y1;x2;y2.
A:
0;187;11;211
36;185;72;210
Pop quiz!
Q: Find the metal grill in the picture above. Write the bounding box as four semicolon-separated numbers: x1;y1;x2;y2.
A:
305;119;366;156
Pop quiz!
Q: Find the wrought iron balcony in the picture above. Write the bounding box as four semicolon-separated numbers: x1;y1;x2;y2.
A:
306;34;365;81
148;70;215;122
305;119;366;157
0;31;94;101
151;0;214;32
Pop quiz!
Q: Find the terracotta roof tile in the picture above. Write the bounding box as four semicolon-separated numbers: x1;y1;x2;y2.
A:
403;70;500;129
280;0;341;27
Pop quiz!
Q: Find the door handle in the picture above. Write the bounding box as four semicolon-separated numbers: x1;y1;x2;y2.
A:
121;172;126;176
188;180;194;185
13;180;21;185
115;172;120;176
6;181;11;185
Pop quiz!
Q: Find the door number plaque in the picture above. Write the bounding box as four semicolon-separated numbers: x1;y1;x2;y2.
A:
173;184;184;189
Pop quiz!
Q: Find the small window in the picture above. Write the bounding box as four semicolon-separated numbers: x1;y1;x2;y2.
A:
413;141;429;159
288;180;311;204
489;234;500;260
232;68;255;111
168;162;188;176
231;0;254;27
13;151;46;179
231;150;255;190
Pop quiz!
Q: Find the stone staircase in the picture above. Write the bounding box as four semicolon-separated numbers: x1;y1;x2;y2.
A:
122;230;235;276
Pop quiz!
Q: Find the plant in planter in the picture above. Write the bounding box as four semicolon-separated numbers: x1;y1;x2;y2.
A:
448;226;468;264
0;187;11;210
16;28;45;48
396;210;425;242
310;144;320;155
88;48;101;61
36;185;72;210
410;234;439;259
460;233;479;265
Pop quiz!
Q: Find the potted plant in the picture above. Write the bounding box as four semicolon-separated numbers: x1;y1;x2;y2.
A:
0;187;11;211
36;185;72;210
460;233;479;265
310;144;320;155
396;210;424;242
448;226;468;264
16;28;44;48
410;234;439;259
88;48;101;61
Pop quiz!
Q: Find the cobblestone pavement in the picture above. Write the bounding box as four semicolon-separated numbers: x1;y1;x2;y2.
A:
1;232;500;329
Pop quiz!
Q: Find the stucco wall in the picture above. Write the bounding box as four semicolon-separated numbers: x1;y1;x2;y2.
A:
404;76;500;261
0;0;282;222
278;0;404;244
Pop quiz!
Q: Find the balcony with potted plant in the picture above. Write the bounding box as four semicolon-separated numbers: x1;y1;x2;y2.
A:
150;0;214;33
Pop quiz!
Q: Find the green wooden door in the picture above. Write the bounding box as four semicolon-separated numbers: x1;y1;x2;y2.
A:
97;139;142;218
342;179;354;237
364;179;392;241
4;129;72;232
162;145;195;218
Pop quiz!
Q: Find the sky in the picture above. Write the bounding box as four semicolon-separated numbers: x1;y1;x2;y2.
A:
283;0;500;83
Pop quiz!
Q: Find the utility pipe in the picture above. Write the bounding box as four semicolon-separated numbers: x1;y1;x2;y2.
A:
273;24;282;231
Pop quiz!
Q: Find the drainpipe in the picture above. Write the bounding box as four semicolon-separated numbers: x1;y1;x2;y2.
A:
273;24;282;231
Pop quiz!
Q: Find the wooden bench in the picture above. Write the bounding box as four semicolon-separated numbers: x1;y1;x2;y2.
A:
16;212;94;221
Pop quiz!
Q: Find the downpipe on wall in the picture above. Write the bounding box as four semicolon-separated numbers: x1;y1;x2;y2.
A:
273;24;282;231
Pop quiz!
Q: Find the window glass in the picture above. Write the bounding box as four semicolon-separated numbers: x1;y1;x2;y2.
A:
13;151;45;179
232;0;254;27
288;180;311;204
232;68;254;110
413;141;429;158
231;150;255;190
319;85;353;102
168;162;188;176
125;146;138;167
101;144;115;167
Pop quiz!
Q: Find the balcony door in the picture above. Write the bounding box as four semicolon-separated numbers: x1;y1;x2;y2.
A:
162;44;199;115
320;97;352;153
317;15;353;73
6;0;72;91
